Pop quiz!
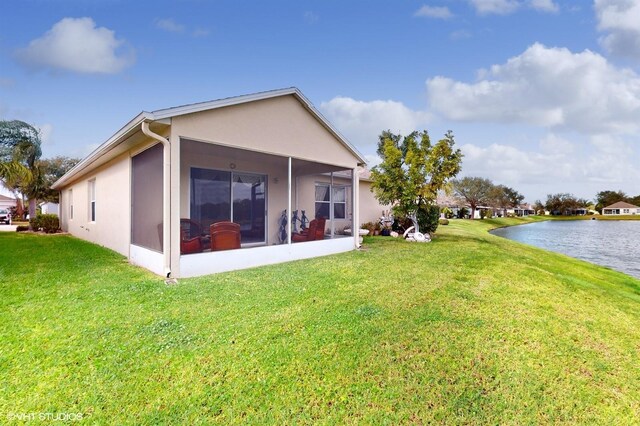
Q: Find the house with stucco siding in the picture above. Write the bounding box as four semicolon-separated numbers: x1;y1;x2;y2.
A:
52;88;386;278
602;201;640;216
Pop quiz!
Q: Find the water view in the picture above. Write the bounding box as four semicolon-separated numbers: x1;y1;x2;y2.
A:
491;220;640;279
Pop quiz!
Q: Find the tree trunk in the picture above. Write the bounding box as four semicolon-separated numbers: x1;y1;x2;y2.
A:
470;205;476;220
409;213;419;234
29;198;37;221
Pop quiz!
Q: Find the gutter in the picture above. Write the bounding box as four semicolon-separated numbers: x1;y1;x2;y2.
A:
141;121;172;278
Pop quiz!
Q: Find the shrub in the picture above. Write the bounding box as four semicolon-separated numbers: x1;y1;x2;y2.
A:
441;207;453;219
41;214;60;233
457;207;469;219
29;215;42;231
417;204;440;234
16;225;29;232
361;222;377;233
30;213;60;233
439;218;449;225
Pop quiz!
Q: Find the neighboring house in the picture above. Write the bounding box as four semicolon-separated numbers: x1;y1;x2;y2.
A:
602;201;640;216
507;204;536;217
40;202;60;216
0;194;17;211
52;88;377;278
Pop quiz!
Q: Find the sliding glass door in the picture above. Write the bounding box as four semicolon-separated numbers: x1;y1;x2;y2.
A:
232;173;266;244
191;168;266;245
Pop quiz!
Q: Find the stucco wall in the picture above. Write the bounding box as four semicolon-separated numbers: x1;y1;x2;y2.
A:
59;153;131;257
359;180;387;224
171;95;358;169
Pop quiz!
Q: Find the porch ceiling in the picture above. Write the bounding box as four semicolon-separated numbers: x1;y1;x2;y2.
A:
181;138;353;174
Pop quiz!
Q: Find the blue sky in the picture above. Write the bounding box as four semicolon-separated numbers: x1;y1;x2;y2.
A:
1;0;639;202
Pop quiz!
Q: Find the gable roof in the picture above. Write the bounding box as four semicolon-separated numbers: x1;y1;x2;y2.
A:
53;88;365;190
603;201;639;209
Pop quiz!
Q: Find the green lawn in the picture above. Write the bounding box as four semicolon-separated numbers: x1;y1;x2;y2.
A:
1;218;639;424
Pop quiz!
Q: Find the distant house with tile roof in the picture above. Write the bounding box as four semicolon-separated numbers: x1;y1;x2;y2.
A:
602;201;640;216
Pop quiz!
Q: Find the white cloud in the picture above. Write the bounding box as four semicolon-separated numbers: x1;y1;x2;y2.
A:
39;123;54;145
595;0;640;60
155;18;210;37
426;43;640;134
414;5;454;19
15;17;134;74
460;141;575;186
450;29;473;40
468;0;559;15
585;135;639;183
155;18;185;33
460;133;639;200
192;28;210;37
364;154;382;168
529;0;559;13
468;0;520;15
320;97;431;151
304;11;319;24
539;133;574;155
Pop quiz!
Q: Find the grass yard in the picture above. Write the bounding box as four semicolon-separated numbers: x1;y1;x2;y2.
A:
1;218;639;424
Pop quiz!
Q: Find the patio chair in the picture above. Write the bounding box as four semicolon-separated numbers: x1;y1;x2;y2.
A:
291;217;326;242
210;221;241;251
180;218;204;254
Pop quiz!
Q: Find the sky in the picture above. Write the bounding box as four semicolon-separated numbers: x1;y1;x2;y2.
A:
1;0;639;203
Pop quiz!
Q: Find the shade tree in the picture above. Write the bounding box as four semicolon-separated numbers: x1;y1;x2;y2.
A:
371;130;463;233
451;176;495;220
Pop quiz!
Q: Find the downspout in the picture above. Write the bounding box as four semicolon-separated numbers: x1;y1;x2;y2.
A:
141;121;172;278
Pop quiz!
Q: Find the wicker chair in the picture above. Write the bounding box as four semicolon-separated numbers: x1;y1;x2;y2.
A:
291;217;326;242
210;221;241;251
180;218;204;254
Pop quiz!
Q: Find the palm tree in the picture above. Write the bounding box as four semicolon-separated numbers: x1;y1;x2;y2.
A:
0;120;43;220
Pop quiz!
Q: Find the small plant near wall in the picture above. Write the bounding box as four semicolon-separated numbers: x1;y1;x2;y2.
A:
360;222;377;234
29;213;60;233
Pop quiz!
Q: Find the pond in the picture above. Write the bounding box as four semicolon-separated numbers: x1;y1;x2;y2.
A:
490;220;640;279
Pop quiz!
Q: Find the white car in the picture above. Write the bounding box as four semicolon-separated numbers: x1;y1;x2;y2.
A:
0;209;11;224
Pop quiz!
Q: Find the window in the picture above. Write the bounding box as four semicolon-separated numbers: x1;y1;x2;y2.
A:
88;179;96;222
332;186;346;219
315;183;347;220
623;209;629;214
315;184;330;219
69;189;73;220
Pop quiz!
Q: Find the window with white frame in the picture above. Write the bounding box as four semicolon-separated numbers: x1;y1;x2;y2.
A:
69;189;74;220
332;186;346;219
315;183;347;220
88;179;96;222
